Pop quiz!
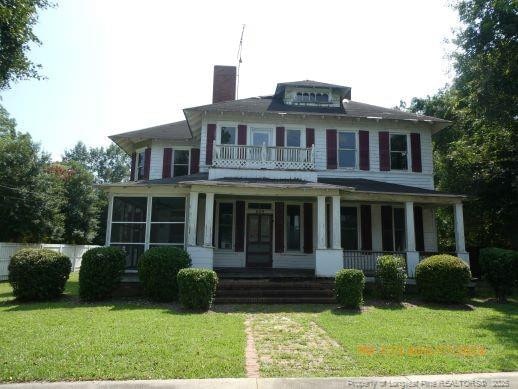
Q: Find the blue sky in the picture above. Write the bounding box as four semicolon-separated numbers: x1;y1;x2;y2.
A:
1;0;458;160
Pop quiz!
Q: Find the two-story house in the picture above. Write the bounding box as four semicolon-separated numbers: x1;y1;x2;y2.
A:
102;65;468;278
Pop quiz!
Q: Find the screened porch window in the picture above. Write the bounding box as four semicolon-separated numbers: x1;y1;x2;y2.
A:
390;134;408;170
218;202;234;249
338;132;356;168
286;204;301;251
110;197;147;269
341;206;358;250
149;197;186;247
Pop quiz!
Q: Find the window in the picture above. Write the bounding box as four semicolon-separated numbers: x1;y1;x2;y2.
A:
286;129;301;147
250;128;272;146
341;207;358;250
338;132;356;168
390;134;408;170
110;197;147;269
220;126;236;145
393;208;406;251
149;197;186;247
137;151;146;180
316;93;328;103
218;203;233;249
173;150;189;177
286;205;301;251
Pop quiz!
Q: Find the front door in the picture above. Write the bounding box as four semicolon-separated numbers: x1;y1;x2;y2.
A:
246;213;273;267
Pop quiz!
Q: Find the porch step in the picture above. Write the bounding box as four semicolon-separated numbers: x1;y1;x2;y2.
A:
214;279;336;304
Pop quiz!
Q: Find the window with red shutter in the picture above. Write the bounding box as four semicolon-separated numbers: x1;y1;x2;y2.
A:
326;129;337;169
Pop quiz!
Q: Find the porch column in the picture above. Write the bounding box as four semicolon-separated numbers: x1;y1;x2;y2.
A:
315;195;343;277
203;192;215;247
317;196;326;249
187;192;199;246
454;202;470;263
331;196;341;249
105;193;114;246
405;201;419;278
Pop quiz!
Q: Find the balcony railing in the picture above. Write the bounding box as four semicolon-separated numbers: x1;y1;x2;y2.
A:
343;250;407;276
213;142;315;171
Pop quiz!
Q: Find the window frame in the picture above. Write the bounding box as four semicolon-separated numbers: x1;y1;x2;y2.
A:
249;127;273;147
171;148;190;178
285;203;303;253
216;123;238;146
215;200;235;250
389;133;410;171
340;204;361;250
149;196;187;248
337;130;358;170
285;128;306;148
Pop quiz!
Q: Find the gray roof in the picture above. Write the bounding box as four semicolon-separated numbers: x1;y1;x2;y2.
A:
185;96;450;125
109;120;192;154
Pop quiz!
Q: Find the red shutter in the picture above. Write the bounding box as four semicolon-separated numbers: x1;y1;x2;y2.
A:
303;203;313;253
206;124;216;165
143;147;151;180
359;130;370;171
379;131;390;171
276;127;285;147
162;148;172;178
190;148;200;174
381;205;393;251
306;128;315;147
411;133;422;172
275;202;284;253
326;129;337;169
360;205;372;250
234;201;245;252
130;152;136;181
414;206;425;252
238;124;247;145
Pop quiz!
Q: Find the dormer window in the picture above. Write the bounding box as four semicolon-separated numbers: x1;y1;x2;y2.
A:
316;93;328;103
294;91;329;104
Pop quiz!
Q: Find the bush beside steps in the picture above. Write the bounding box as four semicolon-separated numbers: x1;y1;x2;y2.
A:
479;247;518;303
177;268;219;310
79;246;126;301
8;248;71;301
335;269;365;309
375;255;407;301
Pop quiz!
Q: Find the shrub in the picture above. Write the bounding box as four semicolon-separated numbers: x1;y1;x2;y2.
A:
335;269;365;309
8;248;71;301
479;247;518;303
375;255;407;301
138;246;191;302
177;268;219;310
415;254;471;303
79;246;126;301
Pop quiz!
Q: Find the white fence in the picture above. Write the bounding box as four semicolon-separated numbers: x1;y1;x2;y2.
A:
0;243;99;281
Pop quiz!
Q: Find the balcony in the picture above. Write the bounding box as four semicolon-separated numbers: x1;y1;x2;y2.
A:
213;142;315;171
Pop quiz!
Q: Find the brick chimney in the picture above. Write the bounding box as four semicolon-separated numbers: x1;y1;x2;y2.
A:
212;65;236;103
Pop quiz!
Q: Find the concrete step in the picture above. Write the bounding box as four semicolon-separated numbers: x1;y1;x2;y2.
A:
216;288;335;298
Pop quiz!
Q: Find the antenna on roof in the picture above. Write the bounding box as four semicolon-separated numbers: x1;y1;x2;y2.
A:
236;24;245;99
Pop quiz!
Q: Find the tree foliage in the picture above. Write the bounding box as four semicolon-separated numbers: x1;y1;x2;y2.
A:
0;0;52;90
408;0;518;250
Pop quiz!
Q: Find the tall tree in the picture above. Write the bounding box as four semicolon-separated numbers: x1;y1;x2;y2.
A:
0;0;51;90
408;0;518;249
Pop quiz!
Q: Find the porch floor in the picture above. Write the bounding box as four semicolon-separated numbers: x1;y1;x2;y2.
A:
214;267;316;279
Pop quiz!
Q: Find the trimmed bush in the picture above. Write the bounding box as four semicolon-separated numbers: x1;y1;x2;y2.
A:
335;269;365;309
8;248;71;301
479;247;518;303
177;268;219;310
415;254;471;303
79;246;126;301
138;246;191;302
375;255;407;301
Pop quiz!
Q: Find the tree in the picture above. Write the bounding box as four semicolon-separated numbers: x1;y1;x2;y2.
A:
407;0;518;250
0;0;52;90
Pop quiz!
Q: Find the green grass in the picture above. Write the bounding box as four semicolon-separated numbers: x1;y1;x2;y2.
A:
0;274;246;382
0;275;517;381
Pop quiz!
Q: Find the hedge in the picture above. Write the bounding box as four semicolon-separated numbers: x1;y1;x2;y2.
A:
79;246;126;301
375;255;407;301
415;254;471;303
335;269;365;309
177;268;219;310
8;248;71;301
138;246;191;302
479;247;518;303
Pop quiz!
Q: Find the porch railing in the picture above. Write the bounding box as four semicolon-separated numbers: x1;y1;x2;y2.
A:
213;142;315;170
343;250;407;276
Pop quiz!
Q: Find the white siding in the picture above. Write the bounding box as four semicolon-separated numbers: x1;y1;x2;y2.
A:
149;140;196;180
214;250;245;267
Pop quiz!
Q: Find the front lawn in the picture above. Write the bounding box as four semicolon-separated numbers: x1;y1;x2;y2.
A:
0;275;517;381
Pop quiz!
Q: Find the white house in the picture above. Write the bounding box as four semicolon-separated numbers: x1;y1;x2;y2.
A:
101;65;469;278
